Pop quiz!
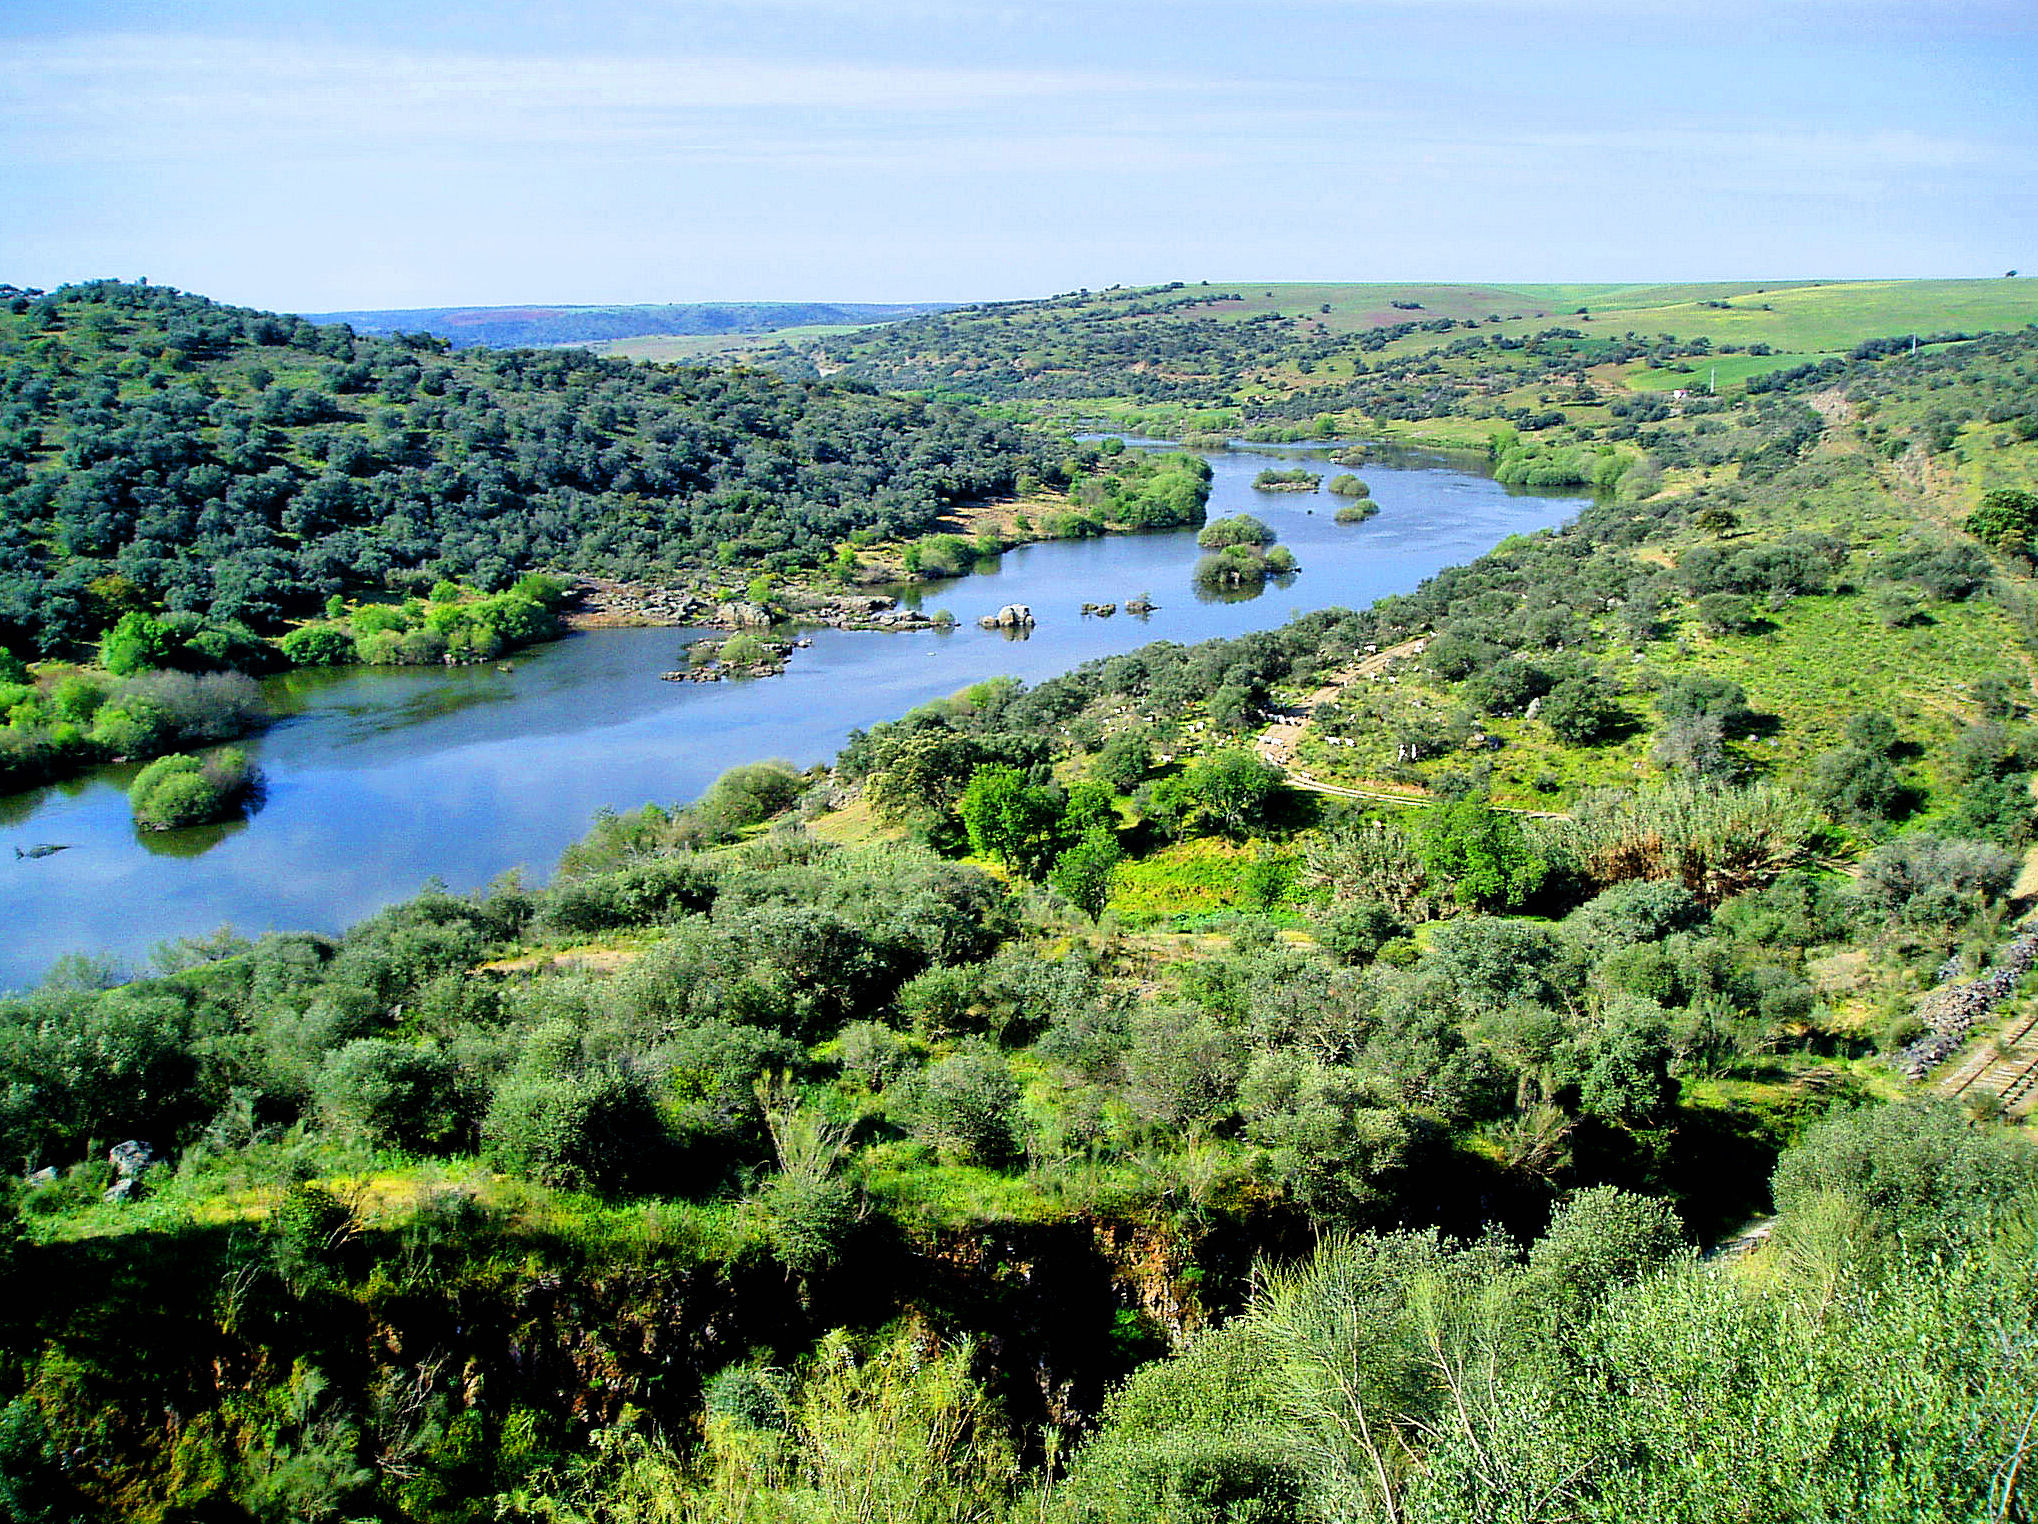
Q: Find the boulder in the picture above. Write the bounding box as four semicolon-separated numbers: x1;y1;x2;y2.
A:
995;604;1035;628
109;1140;154;1178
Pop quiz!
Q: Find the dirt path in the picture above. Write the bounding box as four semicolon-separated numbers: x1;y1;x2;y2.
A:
1255;636;1429;772
1254;636;1569;819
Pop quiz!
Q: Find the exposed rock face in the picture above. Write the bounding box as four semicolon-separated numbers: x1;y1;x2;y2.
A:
979;603;1035;629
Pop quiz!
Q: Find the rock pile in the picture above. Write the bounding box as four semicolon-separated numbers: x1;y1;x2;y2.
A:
566;578;702;627
1895;928;2038;1079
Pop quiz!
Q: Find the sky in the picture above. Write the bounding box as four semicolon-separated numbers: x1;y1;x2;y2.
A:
1;0;2033;311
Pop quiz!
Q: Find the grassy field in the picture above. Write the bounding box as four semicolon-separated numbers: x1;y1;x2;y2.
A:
1627;352;1825;392
991;278;2036;346
589;322;886;362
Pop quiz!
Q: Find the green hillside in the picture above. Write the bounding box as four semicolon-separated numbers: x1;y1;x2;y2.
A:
0;280;1054;664
6;290;2038;1521
789;278;2037;428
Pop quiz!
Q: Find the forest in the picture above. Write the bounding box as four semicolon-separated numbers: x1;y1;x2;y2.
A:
3;284;2038;1520
0;280;1064;663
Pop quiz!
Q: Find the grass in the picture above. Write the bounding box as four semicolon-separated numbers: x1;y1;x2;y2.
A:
1109;837;1254;924
967;278;2038;352
591;322;886;362
1658;592;2017;789
1627;352;1824;392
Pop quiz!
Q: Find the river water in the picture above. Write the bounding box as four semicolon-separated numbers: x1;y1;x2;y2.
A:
0;443;1582;987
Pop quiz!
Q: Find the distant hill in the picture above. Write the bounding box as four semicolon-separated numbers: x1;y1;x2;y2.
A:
305;301;960;350
802;277;2038;406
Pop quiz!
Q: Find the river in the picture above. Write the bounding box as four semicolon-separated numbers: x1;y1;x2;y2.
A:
0;443;1583;987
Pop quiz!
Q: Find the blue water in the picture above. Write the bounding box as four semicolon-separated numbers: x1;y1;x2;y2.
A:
0;443;1582;986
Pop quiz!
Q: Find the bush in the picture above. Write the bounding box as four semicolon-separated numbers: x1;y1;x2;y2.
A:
720;631;768;666
1808;745;1906;822
1855;833;2016;925
314;1038;470;1152
280;623;357;666
128;747;256;830
1654;673;1754;733
1414;796;1547;910
904;1044;1020;1167
1326;474;1370;497
483;1024;666;1191
1526;1184;1684;1313
1771;1101;2037;1247
1313;900;1403;965
754;1173;857;1275
1694;591;1759;635
1049;827;1123;919
1197;514;1275;549
1187;750;1282;837
1541;674;1623;744
1567;879;1709;950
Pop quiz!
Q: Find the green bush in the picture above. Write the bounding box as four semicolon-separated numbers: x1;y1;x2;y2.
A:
313;1038;470;1152
903;1044;1020;1167
279;623;357;666
1197;514;1275;549
128;747;256;830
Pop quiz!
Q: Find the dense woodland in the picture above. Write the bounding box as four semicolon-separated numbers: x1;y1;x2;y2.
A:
3;281;2038;1520
0;281;1061;662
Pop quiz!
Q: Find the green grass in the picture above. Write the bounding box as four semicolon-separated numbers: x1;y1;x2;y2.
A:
1627;352;1824;392
971;278;2038;350
1658;592;2016;789
591;323;887;361
1109;837;1252;923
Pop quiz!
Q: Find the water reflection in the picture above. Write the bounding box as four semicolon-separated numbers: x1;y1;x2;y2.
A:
135;813;252;859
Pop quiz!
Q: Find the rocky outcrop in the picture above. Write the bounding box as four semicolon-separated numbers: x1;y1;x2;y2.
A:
978;604;1035;629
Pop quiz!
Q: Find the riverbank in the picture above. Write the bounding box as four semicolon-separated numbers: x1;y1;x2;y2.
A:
0;442;1583;987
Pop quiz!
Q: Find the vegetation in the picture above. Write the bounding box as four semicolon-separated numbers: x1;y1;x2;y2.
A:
6;278;2038;1520
0;280;1061;665
127;745;257;829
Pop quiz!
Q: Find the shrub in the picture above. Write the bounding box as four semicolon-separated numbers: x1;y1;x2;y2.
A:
314;1038;469;1152
1541;674;1623;744
1771;1100;2037;1247
1187;750;1282;837
1654;673;1754;733
1695;591;1759;635
1808;745;1905;823
1312;900;1403;965
1326;474;1370;497
1855;833;2016;925
1049;827;1123;919
1197;514;1275;549
1414;796;1547;910
129;747;256;830
280;623;357;666
720;631;768;666
1567;879;1709;950
483;1024;666;1191
904;1045;1020;1167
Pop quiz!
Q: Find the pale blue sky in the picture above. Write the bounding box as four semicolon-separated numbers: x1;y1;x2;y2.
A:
2;0;2032;310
